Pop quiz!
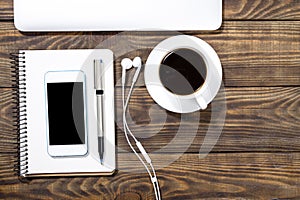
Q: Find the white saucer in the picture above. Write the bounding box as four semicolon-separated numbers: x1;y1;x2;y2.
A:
144;35;222;113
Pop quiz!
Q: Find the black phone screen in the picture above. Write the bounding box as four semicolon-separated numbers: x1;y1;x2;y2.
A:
47;82;85;145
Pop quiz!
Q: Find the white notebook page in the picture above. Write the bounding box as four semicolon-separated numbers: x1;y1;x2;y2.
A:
19;49;115;175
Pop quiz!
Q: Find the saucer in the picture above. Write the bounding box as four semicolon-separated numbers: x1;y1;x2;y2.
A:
144;35;222;113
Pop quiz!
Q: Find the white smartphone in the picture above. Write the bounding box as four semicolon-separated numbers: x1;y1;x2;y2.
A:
45;71;88;157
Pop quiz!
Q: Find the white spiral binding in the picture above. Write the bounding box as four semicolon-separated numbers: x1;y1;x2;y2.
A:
18;51;28;176
11;51;29;176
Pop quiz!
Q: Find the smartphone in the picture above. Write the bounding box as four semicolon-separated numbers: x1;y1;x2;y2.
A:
45;71;88;157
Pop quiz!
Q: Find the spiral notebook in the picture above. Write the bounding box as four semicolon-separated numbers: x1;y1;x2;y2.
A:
11;49;116;177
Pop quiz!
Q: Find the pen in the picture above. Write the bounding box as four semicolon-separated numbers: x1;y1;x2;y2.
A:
94;59;105;164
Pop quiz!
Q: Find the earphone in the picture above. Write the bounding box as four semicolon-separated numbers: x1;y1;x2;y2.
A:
121;57;142;84
121;58;132;85
121;57;161;200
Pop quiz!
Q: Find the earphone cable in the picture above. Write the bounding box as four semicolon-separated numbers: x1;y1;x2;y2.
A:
122;83;151;176
123;83;138;142
122;74;161;200
123;84;160;200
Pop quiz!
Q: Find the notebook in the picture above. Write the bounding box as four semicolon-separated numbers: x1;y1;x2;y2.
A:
12;49;116;177
14;0;222;31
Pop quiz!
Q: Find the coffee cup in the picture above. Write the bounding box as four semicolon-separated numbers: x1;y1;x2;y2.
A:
144;35;222;113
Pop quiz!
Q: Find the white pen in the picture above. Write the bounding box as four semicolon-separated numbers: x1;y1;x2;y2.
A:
94;59;104;164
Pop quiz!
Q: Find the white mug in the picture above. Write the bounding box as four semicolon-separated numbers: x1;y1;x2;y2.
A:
144;35;222;113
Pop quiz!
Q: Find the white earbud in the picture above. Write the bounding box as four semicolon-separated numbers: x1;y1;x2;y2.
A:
132;56;142;68
121;57;142;84
132;57;142;83
121;58;133;85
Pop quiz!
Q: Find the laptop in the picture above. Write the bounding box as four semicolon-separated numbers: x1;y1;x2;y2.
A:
14;0;222;31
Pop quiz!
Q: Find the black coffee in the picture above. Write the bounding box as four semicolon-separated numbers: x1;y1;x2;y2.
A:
159;48;207;95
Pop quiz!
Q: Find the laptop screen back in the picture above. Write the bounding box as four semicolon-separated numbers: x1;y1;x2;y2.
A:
14;0;222;31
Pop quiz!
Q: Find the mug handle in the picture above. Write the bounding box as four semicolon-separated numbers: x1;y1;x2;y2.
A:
196;96;207;110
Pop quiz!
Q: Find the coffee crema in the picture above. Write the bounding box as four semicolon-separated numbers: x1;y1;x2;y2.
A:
159;48;207;96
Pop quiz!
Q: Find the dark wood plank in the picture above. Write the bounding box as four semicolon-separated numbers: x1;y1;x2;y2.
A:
224;0;300;20
1;21;299;88
0;22;114;87
1;0;300;21
0;152;299;199
1;87;299;153
0;0;12;20
115;87;300;153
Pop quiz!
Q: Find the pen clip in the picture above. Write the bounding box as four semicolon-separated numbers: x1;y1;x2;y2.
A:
94;59;104;90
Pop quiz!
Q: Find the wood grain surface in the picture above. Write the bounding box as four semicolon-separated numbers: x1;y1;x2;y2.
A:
0;21;299;87
0;0;300;199
1;87;299;154
0;153;300;199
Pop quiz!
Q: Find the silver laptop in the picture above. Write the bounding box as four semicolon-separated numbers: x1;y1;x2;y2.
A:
14;0;222;31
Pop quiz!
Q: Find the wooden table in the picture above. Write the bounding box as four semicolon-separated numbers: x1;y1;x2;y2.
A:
0;0;300;199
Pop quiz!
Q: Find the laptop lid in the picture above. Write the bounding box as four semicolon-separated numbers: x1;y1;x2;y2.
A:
14;0;222;32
